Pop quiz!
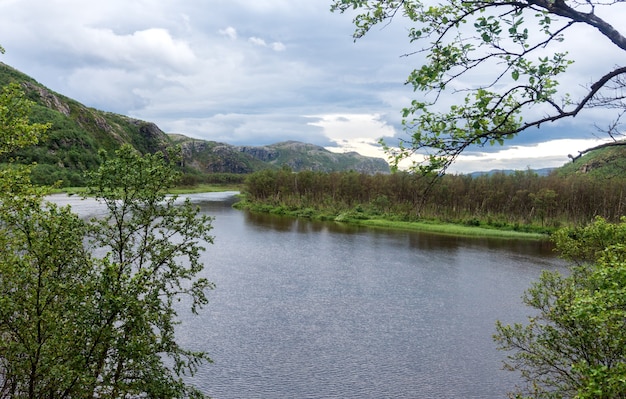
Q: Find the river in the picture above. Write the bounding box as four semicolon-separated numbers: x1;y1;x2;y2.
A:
49;192;563;398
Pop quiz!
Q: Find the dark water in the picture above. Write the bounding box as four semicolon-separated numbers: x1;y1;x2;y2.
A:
49;193;563;399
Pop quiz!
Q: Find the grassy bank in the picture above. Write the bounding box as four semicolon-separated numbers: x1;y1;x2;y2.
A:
349;218;547;239
51;185;546;240
235;201;550;240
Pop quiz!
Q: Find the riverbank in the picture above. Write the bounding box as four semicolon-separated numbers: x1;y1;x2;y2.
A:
234;201;551;240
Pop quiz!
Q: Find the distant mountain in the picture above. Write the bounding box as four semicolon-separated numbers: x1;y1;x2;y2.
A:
0;62;389;186
238;141;389;174
169;135;389;174
467;167;555;178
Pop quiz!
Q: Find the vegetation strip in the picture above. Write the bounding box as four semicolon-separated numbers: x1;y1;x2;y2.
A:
236;201;548;240
348;218;547;240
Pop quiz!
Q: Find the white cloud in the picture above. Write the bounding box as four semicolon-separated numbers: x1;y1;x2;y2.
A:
310;113;397;161
310;113;397;141
271;42;286;52
249;37;267;47
248;36;285;51
162;113;328;146
98;28;196;70
448;139;612;173
219;26;237;40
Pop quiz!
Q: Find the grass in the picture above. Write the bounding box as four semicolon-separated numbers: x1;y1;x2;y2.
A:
47;187;547;240
350;218;548;240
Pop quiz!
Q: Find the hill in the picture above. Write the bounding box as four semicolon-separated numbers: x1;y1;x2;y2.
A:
0;62;389;186
555;141;626;179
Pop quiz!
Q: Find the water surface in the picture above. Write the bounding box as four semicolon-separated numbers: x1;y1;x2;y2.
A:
50;192;563;398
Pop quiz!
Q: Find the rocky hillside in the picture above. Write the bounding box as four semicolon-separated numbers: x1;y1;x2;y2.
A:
171;136;390;175
0;62;389;186
169;134;268;174
239;141;389;174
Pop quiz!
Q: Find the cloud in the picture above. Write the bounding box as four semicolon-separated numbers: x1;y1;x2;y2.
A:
164;113;331;147
219;26;238;40
309;113;396;160
310;113;396;141
77;27;196;71
248;36;286;51
271;42;286;52
248;37;267;47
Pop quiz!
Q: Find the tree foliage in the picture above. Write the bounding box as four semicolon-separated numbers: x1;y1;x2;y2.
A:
79;145;215;398
494;217;626;398
0;83;49;156
331;0;626;173
0;79;214;397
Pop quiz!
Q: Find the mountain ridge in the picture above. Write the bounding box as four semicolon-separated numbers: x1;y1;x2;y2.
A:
0;62;390;186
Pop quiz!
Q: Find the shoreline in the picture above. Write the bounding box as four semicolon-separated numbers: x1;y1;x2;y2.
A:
346;218;548;240
234;201;550;241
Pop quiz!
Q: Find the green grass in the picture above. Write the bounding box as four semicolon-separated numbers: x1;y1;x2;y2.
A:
349;218;548;240
46;187;547;240
557;145;626;179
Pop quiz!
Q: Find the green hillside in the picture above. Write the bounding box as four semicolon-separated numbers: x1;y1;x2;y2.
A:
555;141;626;179
0;62;172;186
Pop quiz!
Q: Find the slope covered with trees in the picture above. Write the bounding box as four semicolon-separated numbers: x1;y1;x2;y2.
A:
558;142;626;179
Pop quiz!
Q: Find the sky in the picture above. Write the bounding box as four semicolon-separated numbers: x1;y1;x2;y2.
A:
0;0;624;173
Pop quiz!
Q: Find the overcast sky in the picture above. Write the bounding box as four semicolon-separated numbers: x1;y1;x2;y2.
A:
0;0;624;173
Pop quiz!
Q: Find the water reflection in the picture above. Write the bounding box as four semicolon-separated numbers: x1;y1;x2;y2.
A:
242;207;556;258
